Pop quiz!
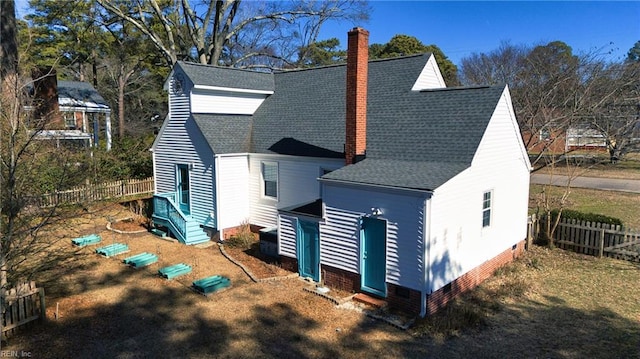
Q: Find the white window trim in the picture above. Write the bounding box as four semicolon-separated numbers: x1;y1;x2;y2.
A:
482;190;493;228
261;161;279;200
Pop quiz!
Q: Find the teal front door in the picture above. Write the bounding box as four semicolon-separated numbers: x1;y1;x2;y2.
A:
177;164;190;214
297;220;320;282
361;217;387;296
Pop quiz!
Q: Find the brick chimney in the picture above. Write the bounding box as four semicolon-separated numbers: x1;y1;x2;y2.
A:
32;67;61;127
345;27;369;165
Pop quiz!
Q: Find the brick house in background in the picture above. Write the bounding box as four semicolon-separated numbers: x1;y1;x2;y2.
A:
151;28;531;316
30;68;112;150
522;125;607;154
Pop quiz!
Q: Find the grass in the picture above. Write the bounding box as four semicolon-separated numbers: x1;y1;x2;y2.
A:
534;157;640;180
411;246;640;357
530;184;640;229
4;170;640;357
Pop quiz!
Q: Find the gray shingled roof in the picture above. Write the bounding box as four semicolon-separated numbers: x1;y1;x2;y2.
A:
192;114;252;154
179;55;507;190
367;85;504;163
321;159;470;190
323;85;506;190
177;61;274;92
251;54;432;157
57;81;109;107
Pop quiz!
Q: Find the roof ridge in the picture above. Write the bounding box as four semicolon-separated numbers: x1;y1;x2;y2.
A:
177;61;272;75
419;84;504;93
274;53;431;74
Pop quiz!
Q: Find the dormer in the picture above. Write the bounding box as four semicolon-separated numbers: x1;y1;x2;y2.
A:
167;62;275;115
411;53;446;91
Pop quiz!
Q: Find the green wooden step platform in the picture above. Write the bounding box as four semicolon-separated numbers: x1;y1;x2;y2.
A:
72;234;102;247
192;275;231;295
158;263;192;280
95;243;129;257
122;252;158;268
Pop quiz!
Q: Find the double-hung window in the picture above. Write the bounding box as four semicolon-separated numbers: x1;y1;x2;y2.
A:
482;191;492;228
262;162;278;199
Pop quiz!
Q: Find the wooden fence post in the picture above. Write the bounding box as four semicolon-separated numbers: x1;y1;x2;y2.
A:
598;228;605;258
39;287;46;323
526;214;534;249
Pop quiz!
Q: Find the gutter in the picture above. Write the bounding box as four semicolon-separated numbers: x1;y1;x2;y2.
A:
214;155;222;239
319;177;434;195
193;84;273;95
420;196;433;317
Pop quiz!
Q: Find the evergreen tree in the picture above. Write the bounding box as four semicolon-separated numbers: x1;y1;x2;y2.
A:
371;34;459;86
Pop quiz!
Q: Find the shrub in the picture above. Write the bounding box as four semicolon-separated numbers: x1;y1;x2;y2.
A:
549;209;623;226
227;221;256;249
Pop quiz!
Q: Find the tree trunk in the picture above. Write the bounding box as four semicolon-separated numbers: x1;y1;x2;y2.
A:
118;63;126;138
0;0;18;289
1;0;18;80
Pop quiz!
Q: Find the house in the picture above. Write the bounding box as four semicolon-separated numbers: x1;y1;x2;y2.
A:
151;28;531;316
30;69;112;150
522;125;607;154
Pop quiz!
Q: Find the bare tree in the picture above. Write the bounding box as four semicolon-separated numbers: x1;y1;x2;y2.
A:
459;41;636;245
584;61;640;162
1;0;20;288
96;0;369;68
459;41;527;87
1;1;89;289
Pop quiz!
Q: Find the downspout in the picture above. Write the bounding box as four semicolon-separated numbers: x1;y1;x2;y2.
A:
214;155;223;240
420;195;432;317
151;148;157;194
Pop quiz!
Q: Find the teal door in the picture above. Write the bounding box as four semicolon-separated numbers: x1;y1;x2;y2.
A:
361;217;386;296
297;220;320;282
177;164;190;214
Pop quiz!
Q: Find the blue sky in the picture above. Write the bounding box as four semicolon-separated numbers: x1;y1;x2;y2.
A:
15;1;639;66
320;1;640;65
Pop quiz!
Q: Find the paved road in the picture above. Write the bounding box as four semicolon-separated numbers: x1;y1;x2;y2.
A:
531;174;640;194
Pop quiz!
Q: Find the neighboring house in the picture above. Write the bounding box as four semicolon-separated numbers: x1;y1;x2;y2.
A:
523;125;606;154
30;70;112;150
151;28;531;316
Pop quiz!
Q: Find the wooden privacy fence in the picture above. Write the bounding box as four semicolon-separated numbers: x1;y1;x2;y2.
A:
1;281;46;339
533;216;640;262
36;177;154;207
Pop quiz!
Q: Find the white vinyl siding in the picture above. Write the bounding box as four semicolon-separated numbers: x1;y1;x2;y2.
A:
321;183;428;291
191;89;267;115
153;71;217;228
278;214;297;258
249;154;343;228
411;54;447;90
427;87;530;292
217;155;250;229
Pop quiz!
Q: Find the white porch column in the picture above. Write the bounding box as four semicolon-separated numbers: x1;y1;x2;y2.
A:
105;111;112;151
82;111;87;132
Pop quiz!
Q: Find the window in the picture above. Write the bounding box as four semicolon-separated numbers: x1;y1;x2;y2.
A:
482;191;492;227
64;112;77;129
539;128;551;141
262;162;278;199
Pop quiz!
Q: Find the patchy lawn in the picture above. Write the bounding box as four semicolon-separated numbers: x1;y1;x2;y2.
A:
534;158;640;180
530;184;640;229
3;204;640;358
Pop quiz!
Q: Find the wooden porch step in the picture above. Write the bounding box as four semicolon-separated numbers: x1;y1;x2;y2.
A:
353;293;388;309
158;263;192;280
72;233;102;247
192;275;231;295
95;243;129;257
122;252;158;268
150;228;167;238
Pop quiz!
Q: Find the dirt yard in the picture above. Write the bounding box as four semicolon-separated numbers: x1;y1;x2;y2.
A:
3;203;639;358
